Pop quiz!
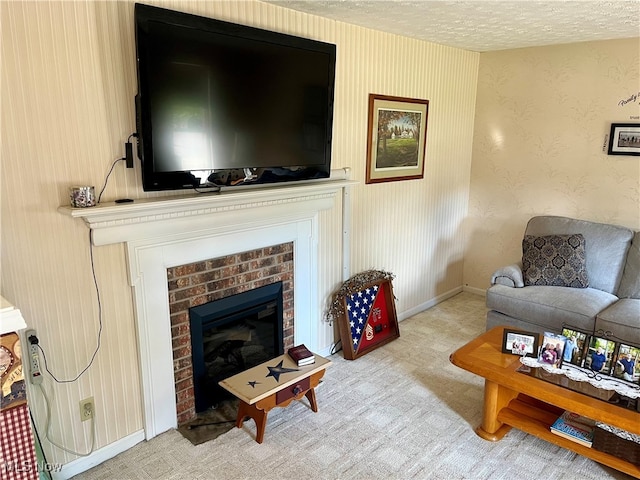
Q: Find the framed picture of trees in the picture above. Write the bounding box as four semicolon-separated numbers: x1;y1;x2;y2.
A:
365;94;429;184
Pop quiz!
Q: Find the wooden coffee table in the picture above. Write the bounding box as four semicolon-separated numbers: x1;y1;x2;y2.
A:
219;353;331;443
450;326;640;477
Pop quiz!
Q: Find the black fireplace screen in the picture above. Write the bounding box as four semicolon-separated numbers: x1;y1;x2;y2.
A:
189;282;284;412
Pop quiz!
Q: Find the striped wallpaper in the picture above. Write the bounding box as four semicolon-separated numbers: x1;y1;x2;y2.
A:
1;0;478;468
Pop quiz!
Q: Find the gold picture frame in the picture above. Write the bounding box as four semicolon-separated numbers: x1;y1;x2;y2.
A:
365;94;429;184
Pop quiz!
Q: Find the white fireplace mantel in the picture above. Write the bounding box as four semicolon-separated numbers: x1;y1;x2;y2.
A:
58;170;355;246
58;169;354;439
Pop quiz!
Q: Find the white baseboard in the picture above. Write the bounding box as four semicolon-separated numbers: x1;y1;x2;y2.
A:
52;430;145;480
398;285;486;321
462;285;487;297
398;286;463;321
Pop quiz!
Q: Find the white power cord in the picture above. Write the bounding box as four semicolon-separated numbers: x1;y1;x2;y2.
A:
35;383;95;457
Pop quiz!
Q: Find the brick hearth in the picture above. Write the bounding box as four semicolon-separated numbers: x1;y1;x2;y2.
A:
167;242;294;425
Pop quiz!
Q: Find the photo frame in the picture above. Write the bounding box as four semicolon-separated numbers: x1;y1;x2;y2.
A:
560;327;589;367
501;329;539;357
584;335;617;374
538;332;567;369
365;94;429;184
607;123;640;156
612;343;640;384
336;278;400;360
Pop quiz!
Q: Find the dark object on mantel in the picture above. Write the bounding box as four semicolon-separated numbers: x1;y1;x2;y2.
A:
518;365;639;413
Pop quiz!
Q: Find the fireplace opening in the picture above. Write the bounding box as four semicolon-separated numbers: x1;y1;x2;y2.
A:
189;282;284;412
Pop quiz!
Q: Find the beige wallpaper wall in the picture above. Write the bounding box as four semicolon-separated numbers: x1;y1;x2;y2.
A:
1;0;478;469
465;38;640;292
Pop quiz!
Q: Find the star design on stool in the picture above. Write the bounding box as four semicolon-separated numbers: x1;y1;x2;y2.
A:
247;381;260;388
265;360;298;382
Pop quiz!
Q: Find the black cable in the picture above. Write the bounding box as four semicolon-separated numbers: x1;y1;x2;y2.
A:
38;134;136;381
97;133;138;202
97;157;125;204
330;339;342;356
38;229;103;383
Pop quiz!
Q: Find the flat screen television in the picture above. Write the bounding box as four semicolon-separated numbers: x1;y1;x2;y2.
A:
134;3;336;192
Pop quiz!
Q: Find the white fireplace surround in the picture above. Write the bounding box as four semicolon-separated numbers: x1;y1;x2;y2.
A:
59;169;353;439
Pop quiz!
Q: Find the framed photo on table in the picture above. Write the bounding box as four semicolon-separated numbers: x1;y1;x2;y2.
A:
336;278;400;360
538;332;567;368
608;123;640;156
560;327;589;367
501;329;539;357
611;343;640;384
584;335;617;375
365;94;429;184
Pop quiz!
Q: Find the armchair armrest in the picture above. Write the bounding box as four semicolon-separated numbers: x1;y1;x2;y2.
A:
491;263;524;288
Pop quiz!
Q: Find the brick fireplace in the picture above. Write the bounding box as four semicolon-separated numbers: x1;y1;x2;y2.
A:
168;243;294;425
61;170;352;439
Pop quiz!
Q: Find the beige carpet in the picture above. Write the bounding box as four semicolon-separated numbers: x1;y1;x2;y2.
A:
72;293;633;480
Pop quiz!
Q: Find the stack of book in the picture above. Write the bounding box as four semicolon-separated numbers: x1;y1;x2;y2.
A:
550;411;596;447
287;344;315;366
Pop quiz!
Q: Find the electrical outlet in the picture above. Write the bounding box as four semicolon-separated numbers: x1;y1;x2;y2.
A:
79;397;94;422
24;329;43;384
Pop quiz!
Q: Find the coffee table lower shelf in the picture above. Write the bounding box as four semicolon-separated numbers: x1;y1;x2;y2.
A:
493;395;639;477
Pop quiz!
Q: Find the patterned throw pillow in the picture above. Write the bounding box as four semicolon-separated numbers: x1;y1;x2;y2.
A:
522;234;589;288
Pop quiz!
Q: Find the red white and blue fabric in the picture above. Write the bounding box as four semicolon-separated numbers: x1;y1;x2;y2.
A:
345;283;392;353
346;285;377;349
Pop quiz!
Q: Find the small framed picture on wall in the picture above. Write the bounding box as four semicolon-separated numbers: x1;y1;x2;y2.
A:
608;123;640;156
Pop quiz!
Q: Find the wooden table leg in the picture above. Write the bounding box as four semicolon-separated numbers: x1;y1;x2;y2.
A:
475;379;518;441
305;387;318;412
236;400;269;444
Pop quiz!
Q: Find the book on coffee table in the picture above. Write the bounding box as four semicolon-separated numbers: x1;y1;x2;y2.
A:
550;411;596;447
288;344;315;366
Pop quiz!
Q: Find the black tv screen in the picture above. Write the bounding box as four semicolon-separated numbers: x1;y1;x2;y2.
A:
134;3;336;191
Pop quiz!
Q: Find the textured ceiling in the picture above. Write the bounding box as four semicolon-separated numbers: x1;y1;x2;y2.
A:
264;0;640;51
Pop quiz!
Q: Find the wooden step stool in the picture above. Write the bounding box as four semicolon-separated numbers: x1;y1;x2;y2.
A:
219;353;331;443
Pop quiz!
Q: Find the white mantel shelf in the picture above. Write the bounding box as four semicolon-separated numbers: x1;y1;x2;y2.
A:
58;170;355;246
